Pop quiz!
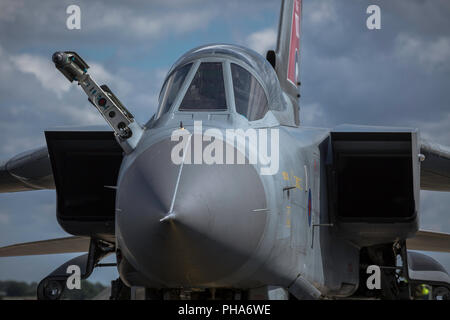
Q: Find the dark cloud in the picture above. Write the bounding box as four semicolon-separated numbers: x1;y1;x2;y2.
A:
301;0;450;137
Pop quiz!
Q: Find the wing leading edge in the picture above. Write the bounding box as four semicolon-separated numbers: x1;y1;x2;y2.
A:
0;146;54;193
420;140;450;192
407;230;450;253
0;236;90;257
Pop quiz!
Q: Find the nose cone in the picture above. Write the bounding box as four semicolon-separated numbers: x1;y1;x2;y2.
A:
116;138;267;287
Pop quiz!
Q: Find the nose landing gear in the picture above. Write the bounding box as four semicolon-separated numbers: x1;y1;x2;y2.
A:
37;239;114;300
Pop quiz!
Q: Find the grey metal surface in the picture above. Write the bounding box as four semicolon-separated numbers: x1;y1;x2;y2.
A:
0;236;90;257
407;230;450;253
407;251;450;286
420;140;450;191
0;146;54;193
116;135;268;287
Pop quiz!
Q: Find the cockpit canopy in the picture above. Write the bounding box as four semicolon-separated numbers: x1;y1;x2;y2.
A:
153;44;292;125
179;62;227;112
231;63;268;121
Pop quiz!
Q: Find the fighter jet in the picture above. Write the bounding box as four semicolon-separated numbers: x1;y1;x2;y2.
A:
1;0;449;300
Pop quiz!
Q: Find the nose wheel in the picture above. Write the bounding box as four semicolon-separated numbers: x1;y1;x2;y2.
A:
109;278;132;300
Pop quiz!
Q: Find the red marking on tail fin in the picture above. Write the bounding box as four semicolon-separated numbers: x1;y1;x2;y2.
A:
287;0;301;86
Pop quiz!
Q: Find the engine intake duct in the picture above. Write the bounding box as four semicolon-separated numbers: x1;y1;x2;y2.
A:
45;130;123;240
328;126;420;246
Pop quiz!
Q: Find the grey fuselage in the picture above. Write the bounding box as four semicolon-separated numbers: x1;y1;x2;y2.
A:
114;45;417;297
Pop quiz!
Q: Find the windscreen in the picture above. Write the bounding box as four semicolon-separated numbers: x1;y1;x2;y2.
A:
179;62;227;111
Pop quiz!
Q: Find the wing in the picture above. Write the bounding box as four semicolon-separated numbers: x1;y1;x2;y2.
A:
407;230;450;253
0;236;90;257
420;140;450;192
0;146;54;193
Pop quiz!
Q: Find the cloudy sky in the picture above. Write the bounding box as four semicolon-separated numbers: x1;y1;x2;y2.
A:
0;0;449;286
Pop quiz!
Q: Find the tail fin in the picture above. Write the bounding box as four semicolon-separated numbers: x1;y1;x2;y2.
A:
269;0;302;125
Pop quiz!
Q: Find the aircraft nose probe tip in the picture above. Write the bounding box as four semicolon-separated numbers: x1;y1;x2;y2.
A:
160;212;176;223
